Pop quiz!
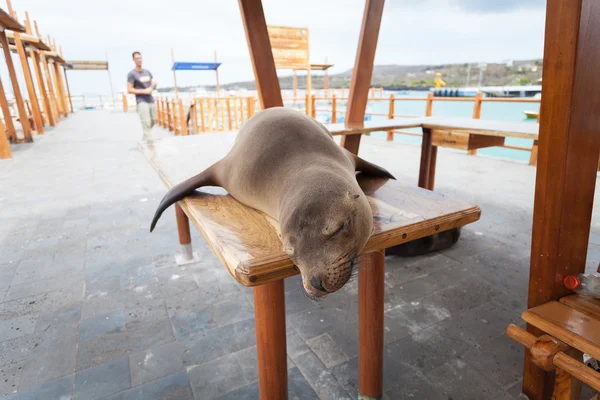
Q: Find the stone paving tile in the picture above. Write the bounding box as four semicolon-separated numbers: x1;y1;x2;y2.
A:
180;318;256;367
0;315;37;342
74;357;131;400
129;341;184;387
79;309;125;342
1;374;74;400
215;367;318;400
385;323;471;374
187;353;249;399
460;332;525;390
0;362;24;397
104;371;193;400
426;358;504;400
292;349;352;399
440;301;521;349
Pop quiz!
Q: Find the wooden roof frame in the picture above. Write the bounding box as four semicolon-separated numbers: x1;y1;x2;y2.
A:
238;1;600;399
0;8;24;32
6;31;50;51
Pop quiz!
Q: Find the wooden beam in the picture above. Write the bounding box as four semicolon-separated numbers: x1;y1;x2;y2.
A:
340;0;385;154
0;76;11;158
35;21;59;122
0;31;32;141
53;61;68;116
6;4;44;134
523;1;600;399
0;75;16;142
62;67;73;113
25;14;53;127
238;0;283;109
33;51;54;126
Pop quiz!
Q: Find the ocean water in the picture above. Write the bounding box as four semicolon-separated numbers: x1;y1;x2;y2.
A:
316;90;540;163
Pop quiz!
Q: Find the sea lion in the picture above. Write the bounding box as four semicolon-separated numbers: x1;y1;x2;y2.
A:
150;107;395;298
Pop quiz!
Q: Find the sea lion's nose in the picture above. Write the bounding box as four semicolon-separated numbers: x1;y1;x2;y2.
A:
310;277;326;292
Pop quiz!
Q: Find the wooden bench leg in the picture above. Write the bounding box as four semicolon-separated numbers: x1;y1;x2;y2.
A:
254;279;287;400
418;128;436;190
174;203;199;265
359;250;385;399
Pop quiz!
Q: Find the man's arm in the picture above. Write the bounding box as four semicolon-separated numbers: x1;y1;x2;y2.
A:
127;82;152;95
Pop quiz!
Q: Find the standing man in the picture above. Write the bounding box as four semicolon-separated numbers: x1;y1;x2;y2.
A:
127;51;157;140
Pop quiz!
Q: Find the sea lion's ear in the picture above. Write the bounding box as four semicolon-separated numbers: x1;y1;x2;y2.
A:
341;148;396;180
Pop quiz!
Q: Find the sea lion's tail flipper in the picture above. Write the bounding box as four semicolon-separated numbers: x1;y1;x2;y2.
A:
150;164;218;232
342;149;396;180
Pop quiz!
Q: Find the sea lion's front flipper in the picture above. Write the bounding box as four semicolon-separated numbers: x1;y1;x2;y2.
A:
342;148;396;180
150;163;219;232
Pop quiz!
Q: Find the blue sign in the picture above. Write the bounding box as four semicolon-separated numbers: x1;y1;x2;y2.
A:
171;62;221;71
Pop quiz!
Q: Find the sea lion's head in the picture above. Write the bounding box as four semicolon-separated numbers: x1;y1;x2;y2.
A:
280;185;373;299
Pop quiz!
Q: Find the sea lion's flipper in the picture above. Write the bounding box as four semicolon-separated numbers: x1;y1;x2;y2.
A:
342;149;396;180
150;164;219;232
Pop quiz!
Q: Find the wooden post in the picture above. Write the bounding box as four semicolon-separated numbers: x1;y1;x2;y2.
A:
214;50;221;97
25;14;53;127
35;20;59;124
293;70;297;99
166;100;172;132
220;98;226;130
233;97;239;130
310;94;316;118
0;75;11;158
529;109;541;166
304;93;308;115
62;66;73;113
171;48;178;98
340;0;385;155
226;98;232;130
0;105;10;158
247;97;255;118
254;280;287;400
199;99;206;132
358;250;385;399
239;97;246;124
17;48;43;130
0;78;16;143
32;52;53;126
51;61;65;116
54;61;69;115
178;98;188;135
467;92;483;155
213;98;219;130
238;1;287;398
386;93;394;141
8;9;43;133
331;93;337;123
122;94;128;112
425;92;437;189
0;31;32;141
523;1;600;399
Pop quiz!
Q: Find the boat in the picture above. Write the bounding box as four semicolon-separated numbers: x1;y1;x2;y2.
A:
523;110;539;119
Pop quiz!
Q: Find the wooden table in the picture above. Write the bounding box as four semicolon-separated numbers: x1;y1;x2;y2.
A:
326;116;540;191
140;133;481;399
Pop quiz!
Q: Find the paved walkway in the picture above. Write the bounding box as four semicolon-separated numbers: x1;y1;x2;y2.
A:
0;110;598;399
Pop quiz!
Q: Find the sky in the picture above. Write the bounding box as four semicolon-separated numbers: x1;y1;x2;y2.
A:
0;0;547;97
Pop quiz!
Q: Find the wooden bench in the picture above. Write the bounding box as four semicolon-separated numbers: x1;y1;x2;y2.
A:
326;116;540;190
140;133;481;399
507;295;600;399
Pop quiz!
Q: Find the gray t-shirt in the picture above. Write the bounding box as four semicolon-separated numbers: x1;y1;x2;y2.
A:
127;68;154;104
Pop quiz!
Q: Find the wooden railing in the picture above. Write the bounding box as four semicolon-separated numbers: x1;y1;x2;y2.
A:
151;91;541;164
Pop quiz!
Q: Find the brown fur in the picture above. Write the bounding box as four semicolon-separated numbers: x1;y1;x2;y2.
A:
150;107;395;298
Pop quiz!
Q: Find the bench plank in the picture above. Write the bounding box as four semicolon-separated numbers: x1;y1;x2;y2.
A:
560;294;600;319
522;301;600;360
